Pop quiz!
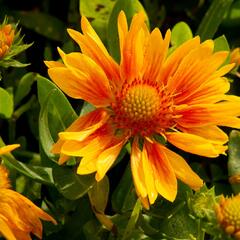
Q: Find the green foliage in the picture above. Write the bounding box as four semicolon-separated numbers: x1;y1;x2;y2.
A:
0;1;239;239
171;22;193;48
80;0;116;42
0;87;13;118
228;130;240;194
196;0;233;41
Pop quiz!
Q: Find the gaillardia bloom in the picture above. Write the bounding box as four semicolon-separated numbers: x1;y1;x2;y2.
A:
0;22;14;58
215;195;240;239
46;11;240;205
0;145;56;240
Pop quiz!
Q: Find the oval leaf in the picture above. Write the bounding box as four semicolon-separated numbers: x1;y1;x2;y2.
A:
53;166;95;200
0;87;13;119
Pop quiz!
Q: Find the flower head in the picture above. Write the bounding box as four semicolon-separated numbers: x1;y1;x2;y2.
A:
215;195;240;239
0;146;56;240
46;11;240;206
0;22;14;58
230;48;240;66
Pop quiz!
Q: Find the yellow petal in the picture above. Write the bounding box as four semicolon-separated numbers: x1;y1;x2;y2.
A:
141;144;158;204
52;109;108;155
96;139;126;181
59;112;109;142
0;217;17;240
143;28;171;83
130;138;148;198
166;132;225;157
161;36;201;85
178;125;228;144
0;144;20;155
118;11;128;59
57;48;113;101
145;141;177;202
120;11;147;81
44;60;64;68
161;146;203;190
48;67;111;107
67;28;120;85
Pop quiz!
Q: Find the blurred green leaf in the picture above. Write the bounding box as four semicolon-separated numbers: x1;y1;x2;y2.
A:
157;202;199;239
111;164;137;213
80;101;96;117
196;0;233;41
14;72;37;106
0;87;13;118
107;0;147;62
53;166;95;200
80;0;116;42
0;137;54;185
122;199;142;240
0;59;29;68
171;22;193;48
37;75;77;159
89;176;109;212
214;35;230;52
223;0;240;27
228;130;240;194
88;176;114;231
12;11;66;41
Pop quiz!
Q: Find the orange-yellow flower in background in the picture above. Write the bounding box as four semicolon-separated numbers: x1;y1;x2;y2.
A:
0;146;57;240
0;23;14;58
45;11;240;206
215;195;240;239
230;48;240;66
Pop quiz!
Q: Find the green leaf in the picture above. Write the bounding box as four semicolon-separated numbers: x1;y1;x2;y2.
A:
80;101;96;117
228;130;240;194
111;164;137;213
171;22;193;48
79;0;116;42
0;59;29;68
12;11;66;41
14;72;37;105
37;75;77;159
157;202;199;239
196;0;233;41
88;176;109;212
223;0;240;27
53;166;95;200
122;199;142;240
214;35;230;52
107;0;147;62
0;138;54;185
0;87;13;118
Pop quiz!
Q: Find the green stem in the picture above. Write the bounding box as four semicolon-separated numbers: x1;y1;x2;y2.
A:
8;118;16;143
13;95;36;120
13;150;40;162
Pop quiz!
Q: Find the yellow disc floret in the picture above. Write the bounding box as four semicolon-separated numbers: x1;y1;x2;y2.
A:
215;195;240;239
112;80;175;136
122;84;160;122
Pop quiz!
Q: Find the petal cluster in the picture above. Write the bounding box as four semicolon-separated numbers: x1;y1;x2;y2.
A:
46;11;240;205
0;146;56;240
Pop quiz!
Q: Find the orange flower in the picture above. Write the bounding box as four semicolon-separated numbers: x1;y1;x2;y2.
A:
46;11;240;206
0;23;14;58
0;146;57;240
230;48;240;66
215;195;240;239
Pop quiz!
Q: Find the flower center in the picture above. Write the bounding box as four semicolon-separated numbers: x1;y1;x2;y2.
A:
112;80;175;136
216;195;240;239
122;85;160;122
